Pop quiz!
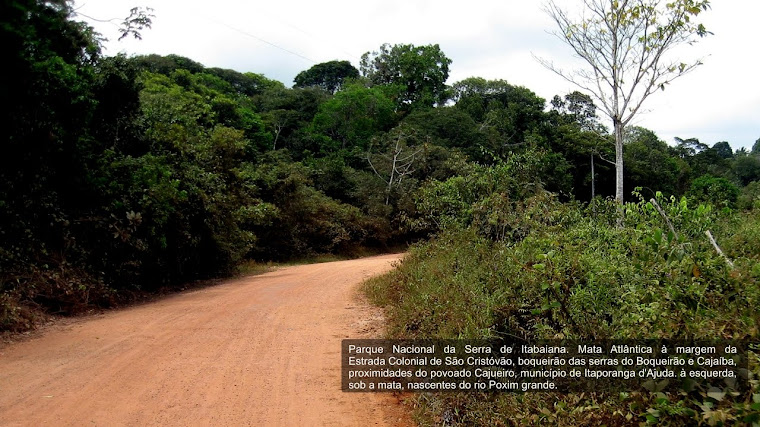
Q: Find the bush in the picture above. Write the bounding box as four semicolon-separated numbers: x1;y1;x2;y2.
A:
738;181;760;210
687;175;739;208
366;195;760;425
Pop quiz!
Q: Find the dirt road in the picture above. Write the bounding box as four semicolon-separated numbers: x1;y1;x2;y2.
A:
0;254;412;426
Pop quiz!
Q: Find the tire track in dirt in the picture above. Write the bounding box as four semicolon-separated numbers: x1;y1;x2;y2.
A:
0;253;412;426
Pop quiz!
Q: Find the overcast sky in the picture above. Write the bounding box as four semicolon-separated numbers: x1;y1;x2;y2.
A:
75;0;759;151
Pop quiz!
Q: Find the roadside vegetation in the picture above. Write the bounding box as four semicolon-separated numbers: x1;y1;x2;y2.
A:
2;3;760;423
366;185;760;424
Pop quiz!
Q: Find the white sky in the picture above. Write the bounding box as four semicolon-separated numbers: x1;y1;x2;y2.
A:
75;0;759;151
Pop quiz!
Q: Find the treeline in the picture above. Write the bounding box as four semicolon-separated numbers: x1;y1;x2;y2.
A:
2;1;759;330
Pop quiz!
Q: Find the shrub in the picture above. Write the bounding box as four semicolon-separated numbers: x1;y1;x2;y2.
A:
738;181;760;210
366;196;760;425
687;175;739;208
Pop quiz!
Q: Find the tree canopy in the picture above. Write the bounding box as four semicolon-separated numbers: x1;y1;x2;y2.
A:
360;43;452;110
293;60;359;93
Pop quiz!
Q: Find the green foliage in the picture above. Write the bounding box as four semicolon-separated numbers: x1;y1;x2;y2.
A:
410;176;478;231
133;54;205;75
117;6;154;41
712;141;733;159
91;122;266;290
551;91;604;133
310;82;396;151
738;181;760;210
367;194;760;425
753;138;760;156
293;60;359;93
1;0;108;322
303;154;357;202
688;175;740;208
1;19;360;329
734;155;760;186
254;85;329;154
452;78;547;161
401;107;483;159
544;0;712;202
406;148;571;234
674;137;734;182
360;43;452;110
246;156;388;258
624;127;683;197
207;67;283;96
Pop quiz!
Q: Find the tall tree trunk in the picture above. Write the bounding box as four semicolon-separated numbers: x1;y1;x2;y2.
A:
614;118;624;203
590;152;595;199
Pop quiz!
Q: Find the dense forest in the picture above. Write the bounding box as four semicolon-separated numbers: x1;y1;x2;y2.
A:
2;1;760;424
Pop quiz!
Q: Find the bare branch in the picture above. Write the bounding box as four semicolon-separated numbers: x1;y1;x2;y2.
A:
366;130;422;205
705;230;735;269
650;198;678;241
597;152;616;165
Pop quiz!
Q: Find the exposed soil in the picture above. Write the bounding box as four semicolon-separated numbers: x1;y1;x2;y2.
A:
0;253;413;426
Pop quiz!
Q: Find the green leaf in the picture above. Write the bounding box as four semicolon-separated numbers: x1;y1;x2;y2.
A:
653;228;663;245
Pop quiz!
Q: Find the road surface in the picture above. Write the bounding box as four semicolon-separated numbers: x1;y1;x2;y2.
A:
0;253;411;426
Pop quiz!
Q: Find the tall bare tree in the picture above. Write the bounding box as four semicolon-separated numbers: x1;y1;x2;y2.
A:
538;0;711;202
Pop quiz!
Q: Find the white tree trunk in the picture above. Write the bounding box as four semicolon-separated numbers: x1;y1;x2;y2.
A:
590;152;595;199
614;119;624;203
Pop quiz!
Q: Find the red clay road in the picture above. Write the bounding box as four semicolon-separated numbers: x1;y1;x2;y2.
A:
0;253;412;426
